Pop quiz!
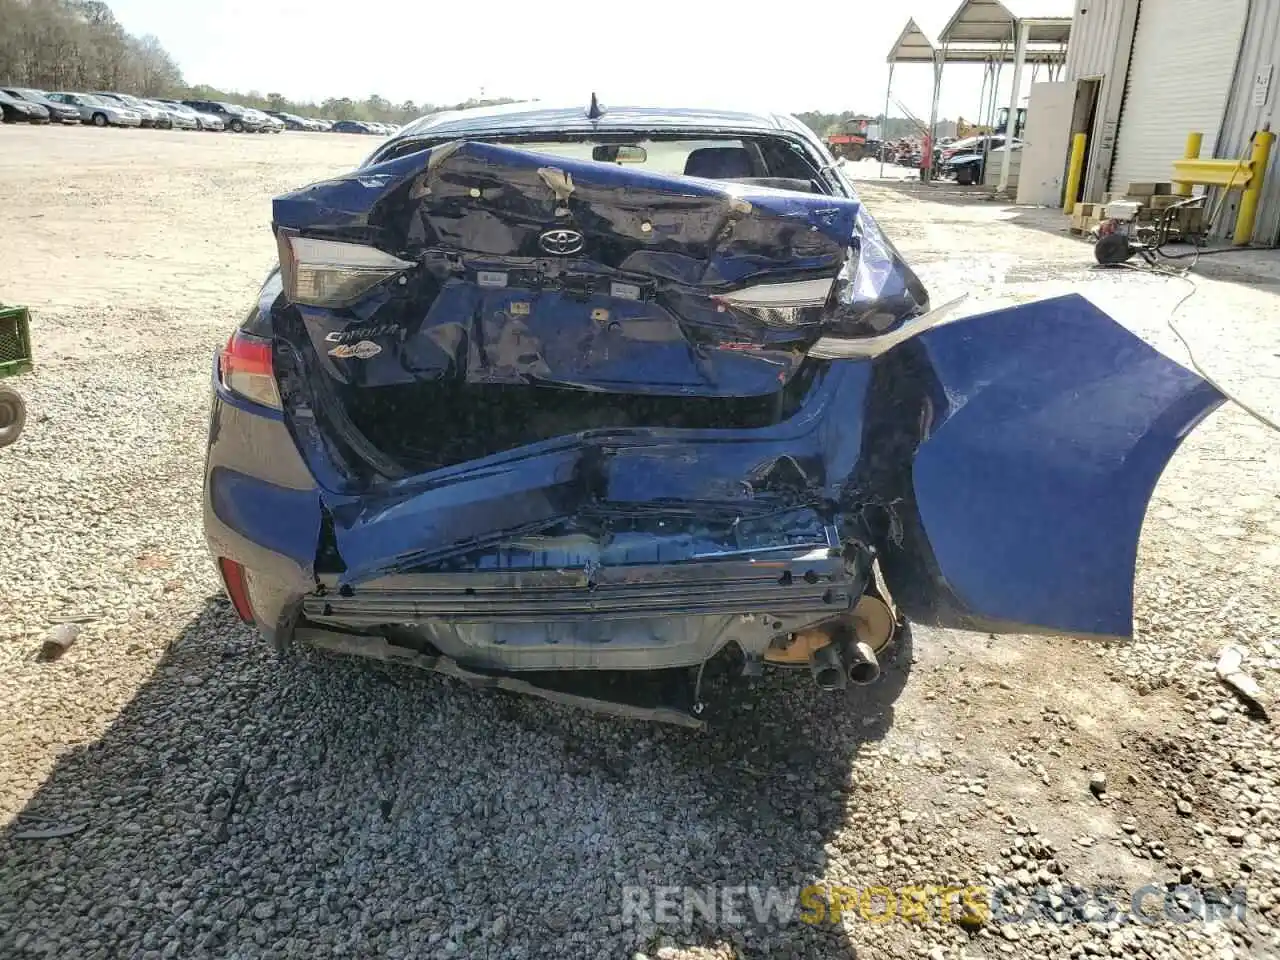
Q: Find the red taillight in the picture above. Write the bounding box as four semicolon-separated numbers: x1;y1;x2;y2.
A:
217;557;255;624
219;331;281;409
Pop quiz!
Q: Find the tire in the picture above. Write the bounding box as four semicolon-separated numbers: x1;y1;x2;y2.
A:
230;119;244;133
0;385;27;449
92;112;107;127
1094;232;1134;266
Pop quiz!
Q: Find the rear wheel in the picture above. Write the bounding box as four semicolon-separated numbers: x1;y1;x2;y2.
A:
0;385;28;449
230;119;244;133
92;112;107;127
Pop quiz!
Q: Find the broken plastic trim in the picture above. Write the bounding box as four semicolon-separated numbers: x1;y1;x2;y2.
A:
297;628;706;728
808;295;968;360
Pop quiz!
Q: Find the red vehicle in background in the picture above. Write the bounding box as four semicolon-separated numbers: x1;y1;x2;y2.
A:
825;119;869;161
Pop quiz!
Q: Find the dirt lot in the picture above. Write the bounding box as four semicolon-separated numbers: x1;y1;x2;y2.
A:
1;127;1279;960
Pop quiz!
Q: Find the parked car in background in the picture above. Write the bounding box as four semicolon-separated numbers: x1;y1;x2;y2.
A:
947;142;1023;185
94;92;167;128
154;99;224;131
331;120;374;134
2;88;79;124
203;102;1226;726
265;110;314;131
0;89;50;123
249;110;284;133
182;99;262;133
939;135;1022;183
46;92;141;127
144;99;198;130
310;118;334;132
939;134;1016;167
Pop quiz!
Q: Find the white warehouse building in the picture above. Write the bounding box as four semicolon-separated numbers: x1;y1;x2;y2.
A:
1064;0;1280;243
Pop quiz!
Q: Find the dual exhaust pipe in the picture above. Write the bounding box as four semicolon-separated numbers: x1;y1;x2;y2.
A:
806;593;895;691
761;595;895;691
810;637;881;691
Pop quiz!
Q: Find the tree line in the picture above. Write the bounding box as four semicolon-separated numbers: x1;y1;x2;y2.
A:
0;0;517;123
2;0;903;132
0;0;182;96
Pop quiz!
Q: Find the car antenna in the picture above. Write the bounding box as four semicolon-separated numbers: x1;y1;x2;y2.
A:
586;92;605;120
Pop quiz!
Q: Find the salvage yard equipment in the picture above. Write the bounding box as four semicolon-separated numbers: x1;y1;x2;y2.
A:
1094;194;1209;266
0;302;33;448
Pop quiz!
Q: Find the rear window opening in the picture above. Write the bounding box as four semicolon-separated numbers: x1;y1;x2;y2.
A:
333;373;819;476
378;133;833;194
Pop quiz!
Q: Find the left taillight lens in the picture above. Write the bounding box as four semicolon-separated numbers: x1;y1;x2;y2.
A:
276;231;413;307
218;330;281;409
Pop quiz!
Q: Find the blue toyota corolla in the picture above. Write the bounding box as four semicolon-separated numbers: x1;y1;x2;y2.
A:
203;100;1224;726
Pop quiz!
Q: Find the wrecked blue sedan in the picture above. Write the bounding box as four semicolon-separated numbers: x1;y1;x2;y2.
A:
203;102;1224;726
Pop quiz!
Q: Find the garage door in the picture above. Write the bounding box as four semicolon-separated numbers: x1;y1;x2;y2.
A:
1108;0;1248;193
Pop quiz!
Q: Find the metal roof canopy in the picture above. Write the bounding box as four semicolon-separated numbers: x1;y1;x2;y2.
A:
939;0;1073;46
887;3;1072;65
882;0;1072;190
886;18;939;64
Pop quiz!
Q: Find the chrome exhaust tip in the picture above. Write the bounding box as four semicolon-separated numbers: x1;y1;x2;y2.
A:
809;641;848;691
846;640;881;686
803;593;894;692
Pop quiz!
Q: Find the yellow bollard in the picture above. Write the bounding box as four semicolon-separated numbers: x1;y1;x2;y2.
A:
1174;132;1203;197
1235;130;1276;246
1063;133;1088;214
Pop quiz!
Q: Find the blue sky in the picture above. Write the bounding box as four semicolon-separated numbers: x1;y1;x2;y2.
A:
106;0;1038;121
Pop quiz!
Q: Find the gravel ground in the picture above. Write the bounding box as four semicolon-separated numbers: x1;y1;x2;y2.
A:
1;130;1278;959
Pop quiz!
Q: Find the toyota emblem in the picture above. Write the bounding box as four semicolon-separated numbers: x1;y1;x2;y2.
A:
538;228;585;256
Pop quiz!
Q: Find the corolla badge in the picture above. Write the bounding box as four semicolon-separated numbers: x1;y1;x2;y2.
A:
538;228;585;255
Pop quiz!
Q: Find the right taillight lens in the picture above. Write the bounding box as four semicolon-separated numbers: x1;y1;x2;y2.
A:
712;277;836;327
276;232;413;307
218;330;281;409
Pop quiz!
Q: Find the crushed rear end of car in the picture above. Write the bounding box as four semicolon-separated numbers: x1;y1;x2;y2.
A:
203;134;1224;726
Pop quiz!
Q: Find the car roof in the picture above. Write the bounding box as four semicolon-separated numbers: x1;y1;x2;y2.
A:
393;101;804;143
